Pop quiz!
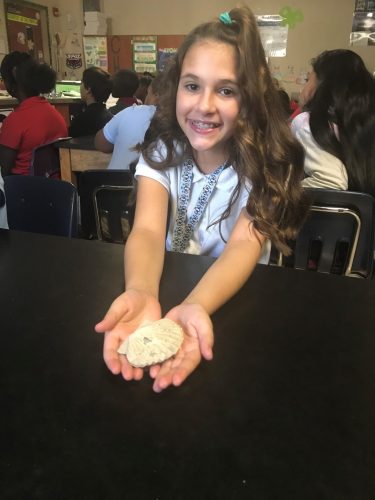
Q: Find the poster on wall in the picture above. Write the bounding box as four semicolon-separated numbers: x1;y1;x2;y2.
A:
350;0;375;46
83;36;108;71
132;36;157;74
256;15;288;57
158;48;177;71
4;0;49;62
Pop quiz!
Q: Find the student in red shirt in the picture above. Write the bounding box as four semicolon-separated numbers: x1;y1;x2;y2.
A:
0;51;67;176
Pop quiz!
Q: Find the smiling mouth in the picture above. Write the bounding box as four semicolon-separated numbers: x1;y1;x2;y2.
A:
190;120;220;130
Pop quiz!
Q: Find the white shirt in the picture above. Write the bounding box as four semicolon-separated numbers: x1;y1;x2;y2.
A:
0;171;8;229
135;151;270;263
103;104;156;170
291;112;348;190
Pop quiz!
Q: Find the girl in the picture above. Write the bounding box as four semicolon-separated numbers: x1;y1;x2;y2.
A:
291;50;375;194
0;52;67;176
69;66;113;138
95;6;307;392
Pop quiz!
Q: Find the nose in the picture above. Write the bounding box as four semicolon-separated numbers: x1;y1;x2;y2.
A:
197;89;216;114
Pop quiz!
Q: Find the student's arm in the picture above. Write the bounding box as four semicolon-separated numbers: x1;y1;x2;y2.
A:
151;209;265;392
95;175;169;380
0;144;17;176
94;129;114;153
184;209;264;312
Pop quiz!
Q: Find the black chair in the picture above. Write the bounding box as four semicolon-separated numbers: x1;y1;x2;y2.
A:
30;137;71;178
4;176;78;237
78;169;134;239
273;188;375;278
93;185;134;243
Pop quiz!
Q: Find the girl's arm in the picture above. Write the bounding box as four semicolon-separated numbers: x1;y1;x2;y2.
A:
124;176;169;296
184;208;265;313
95;176;169;379
94;129;114;153
151;209;265;392
0;145;16;176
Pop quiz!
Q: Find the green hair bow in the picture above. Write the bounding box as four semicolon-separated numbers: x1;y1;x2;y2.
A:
219;12;232;25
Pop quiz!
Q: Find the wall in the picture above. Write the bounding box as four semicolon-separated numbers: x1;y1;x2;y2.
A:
100;0;374;95
1;0;374;93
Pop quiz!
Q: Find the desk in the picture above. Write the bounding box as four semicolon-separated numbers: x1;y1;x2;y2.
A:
0;95;83;127
1;230;374;499
57;136;112;185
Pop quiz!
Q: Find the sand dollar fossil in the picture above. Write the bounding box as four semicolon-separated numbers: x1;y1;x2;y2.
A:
117;318;184;367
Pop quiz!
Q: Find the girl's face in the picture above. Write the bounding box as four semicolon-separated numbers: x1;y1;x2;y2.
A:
80;81;89;102
300;70;318;106
176;40;241;173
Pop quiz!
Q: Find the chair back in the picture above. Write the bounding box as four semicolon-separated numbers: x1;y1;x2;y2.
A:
4;176;78;237
94;185;134;243
30;137;71;178
78;169;133;239
274;188;375;278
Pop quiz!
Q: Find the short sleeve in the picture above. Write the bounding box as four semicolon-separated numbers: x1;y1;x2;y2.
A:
291;112;348;190
103;110;122;144
134;153;170;193
0;112;22;150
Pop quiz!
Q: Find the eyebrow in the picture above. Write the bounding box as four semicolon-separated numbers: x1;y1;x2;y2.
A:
179;73;239;85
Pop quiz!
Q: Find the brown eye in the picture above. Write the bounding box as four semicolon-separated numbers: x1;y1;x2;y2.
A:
185;83;199;92
219;87;235;96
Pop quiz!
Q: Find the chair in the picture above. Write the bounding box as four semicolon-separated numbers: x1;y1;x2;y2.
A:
273;188;375;278
93;185;134;243
4;176;78;237
30;137;71;178
78;169;134;239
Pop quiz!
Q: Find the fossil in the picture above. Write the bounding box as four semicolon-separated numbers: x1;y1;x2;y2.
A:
117;318;184;367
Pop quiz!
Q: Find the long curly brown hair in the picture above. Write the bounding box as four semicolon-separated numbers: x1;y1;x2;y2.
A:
141;5;308;254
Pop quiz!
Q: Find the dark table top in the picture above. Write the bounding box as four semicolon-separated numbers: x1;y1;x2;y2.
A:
0;95;82;107
1;229;375;500
56;135;96;151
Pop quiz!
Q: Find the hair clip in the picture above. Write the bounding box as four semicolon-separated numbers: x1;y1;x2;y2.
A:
219;12;233;25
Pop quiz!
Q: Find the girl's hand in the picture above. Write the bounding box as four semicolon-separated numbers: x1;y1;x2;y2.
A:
95;289;161;381
149;303;214;393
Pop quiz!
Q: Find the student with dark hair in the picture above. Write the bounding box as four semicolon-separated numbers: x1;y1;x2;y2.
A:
109;69;139;115
69;66;113;137
291;49;375;194
134;76;153;103
0;51;67;176
95;6;308;392
95;74;161;169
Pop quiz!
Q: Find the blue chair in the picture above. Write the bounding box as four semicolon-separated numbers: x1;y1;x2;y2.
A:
273;188;375;278
30;137;71;178
4;176;78;237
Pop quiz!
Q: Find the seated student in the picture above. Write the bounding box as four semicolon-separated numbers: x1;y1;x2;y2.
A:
108;69;139;115
95;74;160;170
69;67;113;138
134;75;153;104
0;169;8;229
291;50;375;194
0;51;68;176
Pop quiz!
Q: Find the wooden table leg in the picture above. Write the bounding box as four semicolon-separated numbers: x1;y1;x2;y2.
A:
59;149;73;184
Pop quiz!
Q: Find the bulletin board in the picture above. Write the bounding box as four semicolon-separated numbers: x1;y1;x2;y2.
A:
132;35;157;73
4;0;51;64
107;35;185;74
83;36;108;71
